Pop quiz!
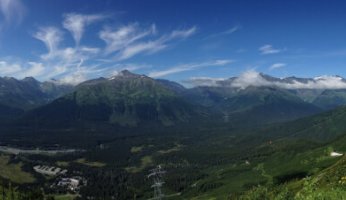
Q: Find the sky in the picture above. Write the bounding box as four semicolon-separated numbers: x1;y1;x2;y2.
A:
1;0;346;85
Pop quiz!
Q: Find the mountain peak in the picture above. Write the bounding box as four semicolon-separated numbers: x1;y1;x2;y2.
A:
119;69;132;75
22;77;38;83
109;70;146;80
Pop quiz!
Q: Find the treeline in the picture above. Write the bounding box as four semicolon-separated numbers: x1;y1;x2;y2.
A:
76;168;147;200
0;180;44;200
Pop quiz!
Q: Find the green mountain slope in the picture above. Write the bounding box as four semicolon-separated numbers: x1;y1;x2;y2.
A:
313;89;346;109
21;70;198;127
186;86;321;126
259;105;346;141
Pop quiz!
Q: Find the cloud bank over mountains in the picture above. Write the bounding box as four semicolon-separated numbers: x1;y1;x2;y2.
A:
186;70;346;90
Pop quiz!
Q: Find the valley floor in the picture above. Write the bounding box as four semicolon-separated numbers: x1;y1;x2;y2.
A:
0;126;346;199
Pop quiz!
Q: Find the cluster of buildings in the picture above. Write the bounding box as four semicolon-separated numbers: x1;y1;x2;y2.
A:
33;165;68;176
33;165;85;193
56;177;85;192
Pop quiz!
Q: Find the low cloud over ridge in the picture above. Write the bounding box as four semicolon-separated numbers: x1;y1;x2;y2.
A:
186;70;346;90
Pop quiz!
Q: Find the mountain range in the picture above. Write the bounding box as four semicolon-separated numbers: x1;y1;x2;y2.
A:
3;70;346;199
22;70;197;128
0;77;73;119
2;71;346;129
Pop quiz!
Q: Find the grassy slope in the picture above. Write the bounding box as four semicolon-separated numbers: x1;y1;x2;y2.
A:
182;143;339;199
0;154;35;184
221;134;346;199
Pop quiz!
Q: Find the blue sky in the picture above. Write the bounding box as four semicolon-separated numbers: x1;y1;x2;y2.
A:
0;0;346;84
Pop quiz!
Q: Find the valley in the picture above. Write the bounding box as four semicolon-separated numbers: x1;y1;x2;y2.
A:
1;1;346;199
1;71;346;199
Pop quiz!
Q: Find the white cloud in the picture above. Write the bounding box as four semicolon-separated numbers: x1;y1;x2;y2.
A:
223;26;240;35
205;25;240;39
33;25;102;82
269;63;286;70
184;69;346;89
287;76;346;90
100;24;196;61
58;59;86;85
43;46;100;62
21;62;45;77
0;60;22;75
148;59;232;78
63;13;107;45
0;0;25;27
115;26;196;61
232;70;270;89
116;39;166;61
0;60;44;79
168;26;197;39
31;23;156;84
34;27;63;58
4;13;197;84
100;23;156;55
259;44;282;55
224;70;346;90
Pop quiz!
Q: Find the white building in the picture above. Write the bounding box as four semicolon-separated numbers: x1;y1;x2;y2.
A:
33;165;67;176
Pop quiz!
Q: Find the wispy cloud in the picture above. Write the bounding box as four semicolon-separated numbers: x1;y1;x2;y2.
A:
115;39;166;61
259;44;282;55
100;24;196;61
32;25;103;83
0;0;25;28
57;59;86;85
100;23;157;55
269;63;286;70
34;27;63;58
205;25;240;39
1;11;197;84
115;26;196;61
63;13;107;46
148;59;232;78
168;26;197;39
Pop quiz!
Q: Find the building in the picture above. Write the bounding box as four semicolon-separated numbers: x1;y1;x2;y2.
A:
57;177;83;192
33;165;67;176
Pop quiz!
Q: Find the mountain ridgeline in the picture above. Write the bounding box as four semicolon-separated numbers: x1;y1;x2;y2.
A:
23;70;197;127
4;71;346;199
0;77;73;119
2;71;346;132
